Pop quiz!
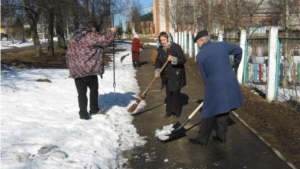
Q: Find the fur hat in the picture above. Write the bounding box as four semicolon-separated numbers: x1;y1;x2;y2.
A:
134;34;139;39
194;30;209;43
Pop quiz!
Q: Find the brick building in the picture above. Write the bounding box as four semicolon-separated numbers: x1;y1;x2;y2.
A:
140;13;155;34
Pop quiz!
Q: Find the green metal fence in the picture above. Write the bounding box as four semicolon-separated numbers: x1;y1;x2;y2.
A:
276;37;300;106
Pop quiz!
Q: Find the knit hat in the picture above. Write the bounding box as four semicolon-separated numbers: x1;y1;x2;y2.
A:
86;21;98;29
134;34;139;39
194;30;209;43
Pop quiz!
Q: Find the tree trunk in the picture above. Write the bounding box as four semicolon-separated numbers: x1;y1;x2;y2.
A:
56;18;66;49
31;26;43;57
8;32;15;44
282;0;290;88
71;2;80;30
47;9;55;57
23;0;42;57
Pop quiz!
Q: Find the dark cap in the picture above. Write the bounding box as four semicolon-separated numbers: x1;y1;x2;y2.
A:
194;30;209;43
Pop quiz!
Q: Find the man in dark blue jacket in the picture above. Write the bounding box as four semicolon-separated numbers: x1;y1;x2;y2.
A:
189;30;244;145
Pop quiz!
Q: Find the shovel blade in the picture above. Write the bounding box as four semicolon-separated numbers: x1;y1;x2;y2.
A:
163;122;187;142
172;121;181;128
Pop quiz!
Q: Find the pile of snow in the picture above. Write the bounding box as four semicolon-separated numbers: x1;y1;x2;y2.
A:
1;41;148;168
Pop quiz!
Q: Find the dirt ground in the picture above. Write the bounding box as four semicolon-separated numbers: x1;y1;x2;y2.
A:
1;45;300;168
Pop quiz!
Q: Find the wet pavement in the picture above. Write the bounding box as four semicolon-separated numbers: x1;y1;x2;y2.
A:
123;45;291;169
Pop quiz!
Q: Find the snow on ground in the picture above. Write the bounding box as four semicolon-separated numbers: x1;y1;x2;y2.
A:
1;40;148;169
1;38;50;49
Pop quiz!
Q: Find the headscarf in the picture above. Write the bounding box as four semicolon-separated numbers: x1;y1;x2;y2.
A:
161;32;173;52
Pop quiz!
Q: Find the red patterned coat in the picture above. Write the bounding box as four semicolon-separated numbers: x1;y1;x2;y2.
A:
66;27;115;78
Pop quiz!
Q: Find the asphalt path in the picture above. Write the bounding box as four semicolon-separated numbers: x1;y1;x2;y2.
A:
123;45;291;169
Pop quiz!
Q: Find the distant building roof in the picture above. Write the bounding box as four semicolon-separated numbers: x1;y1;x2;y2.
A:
140;13;153;21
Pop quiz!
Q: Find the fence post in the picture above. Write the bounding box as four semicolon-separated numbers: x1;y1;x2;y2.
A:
218;31;223;41
297;63;300;82
194;32;199;61
266;27;278;102
189;31;193;58
183;31;187;54
237;29;246;84
171;32;174;43
178;32;181;46
179;32;184;50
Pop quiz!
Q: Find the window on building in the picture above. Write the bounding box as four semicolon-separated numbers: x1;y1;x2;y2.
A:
258;20;264;26
148;23;151;33
270;20;277;26
246;20;252;27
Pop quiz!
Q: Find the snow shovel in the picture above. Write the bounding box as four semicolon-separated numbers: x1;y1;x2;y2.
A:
155;102;203;141
127;60;169;113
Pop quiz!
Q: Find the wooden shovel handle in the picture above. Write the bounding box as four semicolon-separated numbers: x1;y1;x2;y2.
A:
188;102;204;119
140;60;169;96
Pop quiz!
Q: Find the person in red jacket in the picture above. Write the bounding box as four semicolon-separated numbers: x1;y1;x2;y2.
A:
131;34;144;67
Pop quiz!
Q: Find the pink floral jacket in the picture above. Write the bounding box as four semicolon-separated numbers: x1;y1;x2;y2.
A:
66;27;115;78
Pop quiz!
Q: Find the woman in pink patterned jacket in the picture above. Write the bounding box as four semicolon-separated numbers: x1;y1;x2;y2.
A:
66;21;116;120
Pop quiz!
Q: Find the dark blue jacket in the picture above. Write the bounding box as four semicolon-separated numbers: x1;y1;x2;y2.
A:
196;41;244;118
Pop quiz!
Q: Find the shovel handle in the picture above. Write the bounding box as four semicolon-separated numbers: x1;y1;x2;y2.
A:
141;60;169;96
188;102;203;119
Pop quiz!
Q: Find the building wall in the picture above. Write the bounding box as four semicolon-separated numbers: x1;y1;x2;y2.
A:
140;21;154;34
153;0;176;34
0;26;23;40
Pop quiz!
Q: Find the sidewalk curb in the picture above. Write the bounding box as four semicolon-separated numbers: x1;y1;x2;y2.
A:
232;111;297;169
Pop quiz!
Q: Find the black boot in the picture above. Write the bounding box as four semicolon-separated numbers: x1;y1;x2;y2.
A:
133;62;136;67
136;61;140;67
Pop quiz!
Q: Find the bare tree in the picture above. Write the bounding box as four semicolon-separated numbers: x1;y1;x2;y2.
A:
2;0;45;57
39;0;55;57
69;0;80;30
23;0;43;57
207;0;265;37
54;0;68;49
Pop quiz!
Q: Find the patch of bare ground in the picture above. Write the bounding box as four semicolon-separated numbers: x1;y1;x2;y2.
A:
0;48;126;69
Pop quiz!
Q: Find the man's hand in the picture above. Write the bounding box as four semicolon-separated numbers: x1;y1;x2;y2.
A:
110;27;116;32
232;64;239;73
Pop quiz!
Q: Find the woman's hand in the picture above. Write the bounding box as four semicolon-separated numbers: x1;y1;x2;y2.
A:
155;72;160;78
167;55;173;61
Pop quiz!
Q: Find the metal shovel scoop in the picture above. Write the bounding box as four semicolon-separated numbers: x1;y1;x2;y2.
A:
155;102;203;141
